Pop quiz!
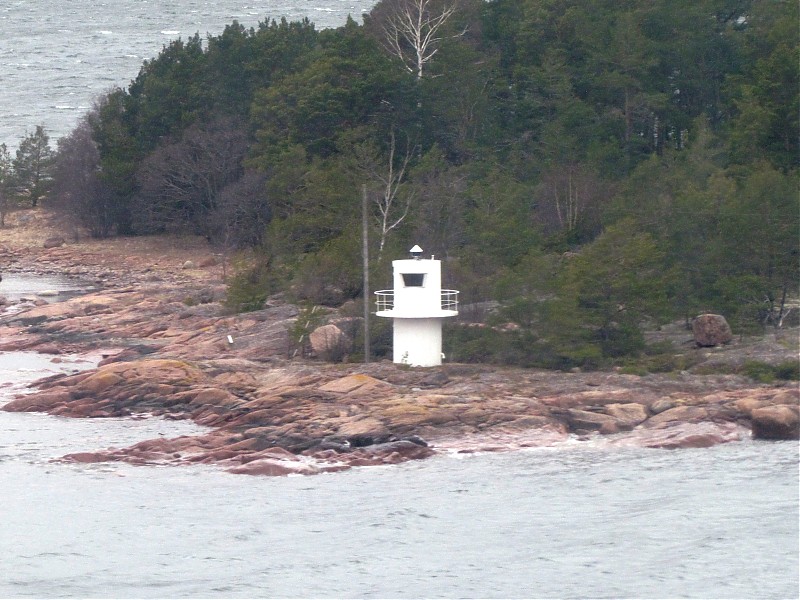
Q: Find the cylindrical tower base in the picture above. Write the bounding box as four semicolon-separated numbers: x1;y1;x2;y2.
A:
393;318;443;367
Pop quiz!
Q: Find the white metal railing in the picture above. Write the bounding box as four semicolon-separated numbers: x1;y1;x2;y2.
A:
374;289;459;313
441;289;459;312
375;290;394;312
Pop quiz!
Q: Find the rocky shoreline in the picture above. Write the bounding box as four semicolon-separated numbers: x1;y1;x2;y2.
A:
1;209;798;476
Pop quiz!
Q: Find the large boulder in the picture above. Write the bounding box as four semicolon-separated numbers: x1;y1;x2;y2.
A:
344;439;436;466
3;390;72;412
309;323;350;358
751;405;800;440
692;314;733;347
562;408;620;434
604;403;649;430
646;405;708;427
336;416;391;446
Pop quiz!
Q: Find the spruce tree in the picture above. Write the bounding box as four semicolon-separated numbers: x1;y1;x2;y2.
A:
13;125;53;207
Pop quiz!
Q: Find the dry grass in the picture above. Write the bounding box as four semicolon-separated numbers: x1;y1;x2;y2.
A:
1;207;225;283
0;207;63;247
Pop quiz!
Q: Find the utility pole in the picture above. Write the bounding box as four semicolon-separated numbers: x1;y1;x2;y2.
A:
362;184;370;363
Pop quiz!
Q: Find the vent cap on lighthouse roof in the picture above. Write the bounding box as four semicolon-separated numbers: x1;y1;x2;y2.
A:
409;245;423;259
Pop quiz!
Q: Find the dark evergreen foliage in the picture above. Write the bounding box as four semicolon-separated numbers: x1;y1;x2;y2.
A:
36;0;798;366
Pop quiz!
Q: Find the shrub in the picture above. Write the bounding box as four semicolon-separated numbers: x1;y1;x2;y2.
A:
287;304;327;358
739;360;800;382
616;345;698;375
346;306;392;362
444;325;507;364
291;235;362;306
774;360;800;381
224;255;280;313
740;361;777;383
443;324;603;370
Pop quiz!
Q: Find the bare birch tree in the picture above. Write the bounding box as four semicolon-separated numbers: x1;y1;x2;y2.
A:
376;0;462;80
353;129;416;261
373;130;415;260
534;165;609;237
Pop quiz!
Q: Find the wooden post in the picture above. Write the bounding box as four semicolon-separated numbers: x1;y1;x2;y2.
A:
362;184;370;363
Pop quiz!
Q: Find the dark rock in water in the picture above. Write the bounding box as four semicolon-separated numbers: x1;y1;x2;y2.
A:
62;452;115;464
317;436;352;452
692;314;733;347
751;405;800;440
347;432;392;447
404;434;428;447
361;439;436;463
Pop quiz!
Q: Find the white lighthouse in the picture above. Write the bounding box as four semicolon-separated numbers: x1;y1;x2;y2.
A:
375;245;459;367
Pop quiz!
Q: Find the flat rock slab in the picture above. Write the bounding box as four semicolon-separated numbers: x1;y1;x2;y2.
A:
318;374;393;394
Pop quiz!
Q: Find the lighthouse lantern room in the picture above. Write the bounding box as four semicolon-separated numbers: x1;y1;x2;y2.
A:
375;245;459;367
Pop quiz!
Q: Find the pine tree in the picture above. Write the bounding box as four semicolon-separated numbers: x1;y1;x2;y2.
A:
0;143;13;226
13;125;54;207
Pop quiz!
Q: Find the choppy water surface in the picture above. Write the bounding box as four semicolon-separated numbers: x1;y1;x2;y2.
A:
0;351;798;599
0;0;378;149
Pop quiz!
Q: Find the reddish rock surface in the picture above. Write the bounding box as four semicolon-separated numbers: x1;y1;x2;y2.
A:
2;208;799;475
751;405;800;440
608;422;746;449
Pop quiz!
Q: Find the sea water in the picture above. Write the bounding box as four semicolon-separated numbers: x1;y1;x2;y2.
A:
0;272;93;302
0;0;378;149
0;347;797;598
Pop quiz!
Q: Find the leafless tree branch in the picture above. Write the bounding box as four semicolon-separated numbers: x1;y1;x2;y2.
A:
378;0;463;80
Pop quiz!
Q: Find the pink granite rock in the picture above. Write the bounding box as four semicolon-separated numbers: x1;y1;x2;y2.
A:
692;314;733;346
751;405;800;440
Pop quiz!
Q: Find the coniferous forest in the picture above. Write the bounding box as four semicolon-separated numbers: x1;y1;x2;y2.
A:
3;0;798;368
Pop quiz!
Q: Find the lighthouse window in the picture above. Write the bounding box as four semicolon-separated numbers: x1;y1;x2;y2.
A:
402;273;426;287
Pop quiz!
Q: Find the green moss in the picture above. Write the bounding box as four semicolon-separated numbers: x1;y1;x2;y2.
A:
740;361;776;383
